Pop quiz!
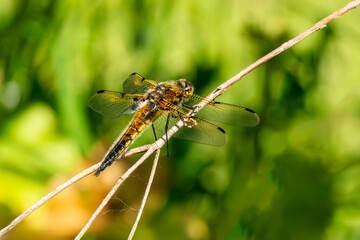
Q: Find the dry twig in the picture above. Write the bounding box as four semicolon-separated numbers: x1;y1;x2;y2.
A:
0;145;151;237
0;0;359;239
128;149;161;240
74;147;160;240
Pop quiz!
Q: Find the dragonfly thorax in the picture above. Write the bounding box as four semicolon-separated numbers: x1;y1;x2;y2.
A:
145;80;193;109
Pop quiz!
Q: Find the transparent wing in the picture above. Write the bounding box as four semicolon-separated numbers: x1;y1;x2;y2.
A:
88;90;141;119
188;94;260;126
153;113;227;146
123;72;158;94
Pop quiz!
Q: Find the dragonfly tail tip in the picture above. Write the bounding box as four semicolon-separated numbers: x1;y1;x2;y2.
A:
94;169;101;176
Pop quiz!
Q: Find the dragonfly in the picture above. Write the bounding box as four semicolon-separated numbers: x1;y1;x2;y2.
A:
88;73;259;176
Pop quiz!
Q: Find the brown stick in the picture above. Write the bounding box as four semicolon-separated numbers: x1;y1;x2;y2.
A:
74;146;156;240
0;145;151;237
192;0;360;113
127;149;161;240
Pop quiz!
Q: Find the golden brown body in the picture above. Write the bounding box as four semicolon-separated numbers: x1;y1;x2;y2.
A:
94;79;191;175
89;73;259;176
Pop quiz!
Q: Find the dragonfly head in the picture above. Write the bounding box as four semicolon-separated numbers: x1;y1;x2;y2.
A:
176;79;194;102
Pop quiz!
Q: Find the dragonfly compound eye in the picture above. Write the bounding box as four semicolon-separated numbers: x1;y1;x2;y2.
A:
178;80;193;95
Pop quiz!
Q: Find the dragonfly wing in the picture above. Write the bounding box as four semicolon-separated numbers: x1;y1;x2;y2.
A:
189;95;260;126
88;90;141;119
123;72;158;94
153;113;227;146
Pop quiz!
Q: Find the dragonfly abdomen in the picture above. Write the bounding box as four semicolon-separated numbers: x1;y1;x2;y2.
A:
94;107;157;176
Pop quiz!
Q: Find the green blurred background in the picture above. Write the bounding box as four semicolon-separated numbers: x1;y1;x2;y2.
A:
1;0;360;239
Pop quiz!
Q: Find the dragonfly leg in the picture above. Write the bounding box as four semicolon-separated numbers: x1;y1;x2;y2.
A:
182;116;198;128
182;103;202;113
165;113;170;157
170;109;197;128
151;123;158;141
182;103;195;110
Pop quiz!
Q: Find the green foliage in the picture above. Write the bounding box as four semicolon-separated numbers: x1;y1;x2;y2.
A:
1;0;360;239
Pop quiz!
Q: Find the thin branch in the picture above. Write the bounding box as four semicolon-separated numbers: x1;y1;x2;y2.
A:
190;0;360;115
153;0;360;154
0;145;151;237
75;146;156;240
128;149;161;240
1;0;359;238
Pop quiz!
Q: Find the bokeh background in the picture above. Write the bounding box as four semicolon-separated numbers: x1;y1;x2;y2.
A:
1;0;360;239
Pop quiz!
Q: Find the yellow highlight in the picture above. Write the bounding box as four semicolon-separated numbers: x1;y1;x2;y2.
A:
125;140;132;147
137;124;146;132
131;132;138;138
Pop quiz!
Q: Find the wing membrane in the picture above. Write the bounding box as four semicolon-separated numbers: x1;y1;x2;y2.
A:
88;90;141;119
123;72;158;94
153;113;227;146
189;95;260;126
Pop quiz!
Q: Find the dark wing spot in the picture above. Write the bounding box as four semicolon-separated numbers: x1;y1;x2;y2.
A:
245;107;256;113
130;72;145;80
217;126;226;134
97;90;105;93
